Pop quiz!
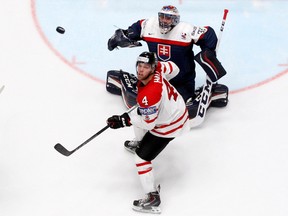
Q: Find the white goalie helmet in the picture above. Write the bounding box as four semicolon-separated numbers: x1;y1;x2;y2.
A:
158;5;180;34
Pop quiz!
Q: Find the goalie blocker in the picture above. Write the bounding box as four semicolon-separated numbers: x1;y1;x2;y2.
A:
106;68;228;120
195;49;227;82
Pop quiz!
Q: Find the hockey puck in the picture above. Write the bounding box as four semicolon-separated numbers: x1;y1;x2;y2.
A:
56;26;65;34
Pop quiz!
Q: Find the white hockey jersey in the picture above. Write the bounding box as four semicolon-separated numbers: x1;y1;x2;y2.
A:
129;61;190;138
140;17;207;49
127;17;217;101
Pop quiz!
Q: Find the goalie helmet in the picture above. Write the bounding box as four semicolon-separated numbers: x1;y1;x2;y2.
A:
136;51;158;70
158;5;180;34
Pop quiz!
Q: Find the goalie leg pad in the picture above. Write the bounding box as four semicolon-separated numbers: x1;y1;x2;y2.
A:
195;50;227;82
106;70;138;108
194;83;229;108
186;98;200;119
106;70;122;95
187;83;229;119
119;71;138;108
210;83;229;107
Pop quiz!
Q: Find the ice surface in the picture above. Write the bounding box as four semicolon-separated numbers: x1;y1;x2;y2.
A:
0;1;287;216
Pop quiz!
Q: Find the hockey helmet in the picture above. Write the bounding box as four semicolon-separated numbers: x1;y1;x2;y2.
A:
158;5;180;34
136;51;158;70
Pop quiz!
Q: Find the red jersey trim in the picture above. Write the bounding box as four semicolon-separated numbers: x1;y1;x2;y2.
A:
143;36;191;47
151;115;189;136
144;116;157;124
154;108;188;129
139;19;145;26
199;26;209;40
167;62;173;74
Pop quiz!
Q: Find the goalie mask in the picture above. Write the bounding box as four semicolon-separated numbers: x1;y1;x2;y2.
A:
158;5;180;34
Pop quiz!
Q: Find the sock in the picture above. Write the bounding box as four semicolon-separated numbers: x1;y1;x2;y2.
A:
135;154;156;193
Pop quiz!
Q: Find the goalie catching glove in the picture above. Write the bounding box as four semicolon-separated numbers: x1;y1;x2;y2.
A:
107;113;132;129
108;29;142;51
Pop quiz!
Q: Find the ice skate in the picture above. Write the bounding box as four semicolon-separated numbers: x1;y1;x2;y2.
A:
132;190;161;214
124;140;141;153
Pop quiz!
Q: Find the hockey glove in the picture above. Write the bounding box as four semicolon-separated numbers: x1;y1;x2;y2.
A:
107;113;132;129
107;29;142;51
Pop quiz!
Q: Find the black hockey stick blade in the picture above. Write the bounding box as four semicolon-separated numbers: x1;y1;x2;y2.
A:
54;106;138;157
53;125;110;157
54;143;74;156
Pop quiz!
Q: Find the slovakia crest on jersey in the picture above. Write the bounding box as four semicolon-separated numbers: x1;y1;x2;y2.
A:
158;44;171;61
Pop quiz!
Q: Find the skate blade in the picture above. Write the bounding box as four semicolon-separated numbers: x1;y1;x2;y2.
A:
132;206;161;214
124;146;136;154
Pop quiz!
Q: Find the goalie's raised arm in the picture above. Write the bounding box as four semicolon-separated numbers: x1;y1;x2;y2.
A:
107;29;142;51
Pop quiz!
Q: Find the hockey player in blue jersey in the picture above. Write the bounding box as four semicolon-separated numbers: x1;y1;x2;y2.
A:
106;5;228;123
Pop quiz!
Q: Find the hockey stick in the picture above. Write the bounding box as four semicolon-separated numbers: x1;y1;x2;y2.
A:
54;105;138;156
216;9;229;53
190;9;229;127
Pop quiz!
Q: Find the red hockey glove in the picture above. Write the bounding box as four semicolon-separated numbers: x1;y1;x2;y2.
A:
107;113;132;129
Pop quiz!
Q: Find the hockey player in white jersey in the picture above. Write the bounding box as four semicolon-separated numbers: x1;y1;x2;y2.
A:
107;5;228;105
106;5;229;126
106;51;190;214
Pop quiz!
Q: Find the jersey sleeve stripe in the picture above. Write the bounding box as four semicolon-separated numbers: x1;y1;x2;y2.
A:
144;116;157;124
154;108;188;129
151;109;189;136
167;62;173;74
162;63;167;73
151;114;189;136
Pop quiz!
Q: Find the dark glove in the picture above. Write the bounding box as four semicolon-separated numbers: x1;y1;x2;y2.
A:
107;29;142;51
107;113;132;129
